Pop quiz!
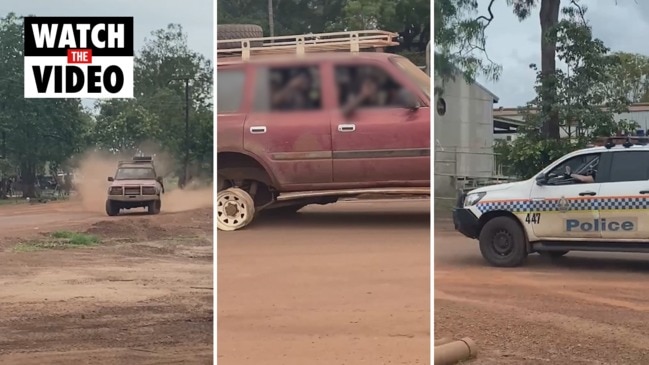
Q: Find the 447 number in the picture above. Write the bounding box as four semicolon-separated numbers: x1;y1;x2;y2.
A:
525;212;541;224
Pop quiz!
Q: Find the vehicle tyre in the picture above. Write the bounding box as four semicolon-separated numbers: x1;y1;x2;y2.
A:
217;187;256;231
479;216;528;267
148;200;161;215
217;24;263;50
105;200;119;216
539;250;569;258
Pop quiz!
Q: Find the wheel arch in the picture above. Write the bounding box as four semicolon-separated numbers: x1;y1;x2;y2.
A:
478;210;531;252
217;151;276;188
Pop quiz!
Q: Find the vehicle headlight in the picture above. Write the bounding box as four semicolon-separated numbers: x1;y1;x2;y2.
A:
464;192;486;206
109;186;123;195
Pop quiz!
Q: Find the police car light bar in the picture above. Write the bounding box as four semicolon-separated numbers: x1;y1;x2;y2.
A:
593;136;649;149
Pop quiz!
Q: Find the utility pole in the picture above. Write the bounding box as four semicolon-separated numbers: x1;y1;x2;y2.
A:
183;78;190;189
168;77;192;189
268;0;274;38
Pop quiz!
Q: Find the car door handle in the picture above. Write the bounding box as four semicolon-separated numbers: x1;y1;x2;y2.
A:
640;190;649;194
338;124;356;132
250;126;267;134
579;191;597;196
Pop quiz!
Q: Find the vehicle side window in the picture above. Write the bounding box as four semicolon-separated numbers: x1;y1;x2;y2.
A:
217;69;245;113
334;64;408;110
253;66;322;112
545;153;600;185
605;151;649;183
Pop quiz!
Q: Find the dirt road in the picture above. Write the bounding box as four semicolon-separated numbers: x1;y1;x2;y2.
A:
0;201;213;364
435;219;649;364
218;199;430;365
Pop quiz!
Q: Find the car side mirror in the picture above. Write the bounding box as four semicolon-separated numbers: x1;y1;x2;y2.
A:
156;176;163;183
107;177;114;182
535;173;547;186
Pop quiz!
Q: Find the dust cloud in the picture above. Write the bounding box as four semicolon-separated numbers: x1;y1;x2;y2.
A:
72;150;212;214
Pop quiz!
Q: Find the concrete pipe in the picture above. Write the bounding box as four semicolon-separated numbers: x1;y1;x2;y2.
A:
434;337;478;365
434;338;453;346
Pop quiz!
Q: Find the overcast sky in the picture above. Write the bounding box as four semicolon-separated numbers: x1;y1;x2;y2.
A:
476;0;649;108
1;0;213;60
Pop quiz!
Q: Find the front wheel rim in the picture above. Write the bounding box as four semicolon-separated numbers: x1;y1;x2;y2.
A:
492;229;514;256
217;189;253;230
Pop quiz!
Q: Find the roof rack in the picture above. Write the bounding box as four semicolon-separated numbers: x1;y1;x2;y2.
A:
592;136;649;149
217;30;399;61
132;156;152;162
118;156;154;166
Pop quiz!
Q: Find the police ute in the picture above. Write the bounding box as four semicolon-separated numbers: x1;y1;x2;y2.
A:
453;136;649;267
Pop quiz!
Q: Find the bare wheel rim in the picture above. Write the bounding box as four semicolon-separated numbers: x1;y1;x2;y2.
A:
217;188;254;230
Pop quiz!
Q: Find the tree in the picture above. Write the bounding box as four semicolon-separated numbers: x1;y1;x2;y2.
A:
94;24;214;182
0;13;92;197
496;4;635;178
508;0;562;139
605;52;649;103
434;0;501;85
218;0;430;61
93;99;160;152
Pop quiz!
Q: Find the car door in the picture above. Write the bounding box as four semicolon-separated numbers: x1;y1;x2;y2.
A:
217;65;248;153
596;150;649;240
329;61;429;185
243;63;333;187
530;152;602;239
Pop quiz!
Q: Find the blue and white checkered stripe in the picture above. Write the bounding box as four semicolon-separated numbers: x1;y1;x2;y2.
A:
476;197;649;214
598;197;649;210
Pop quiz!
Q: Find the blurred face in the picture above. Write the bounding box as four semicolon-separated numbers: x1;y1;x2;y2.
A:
362;78;378;95
295;74;311;91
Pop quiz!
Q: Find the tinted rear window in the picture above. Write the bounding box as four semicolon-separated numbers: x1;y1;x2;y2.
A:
606;151;649;182
217;69;246;113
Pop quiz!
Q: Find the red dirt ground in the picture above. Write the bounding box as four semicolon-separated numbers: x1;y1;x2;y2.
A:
0;200;213;364
435;218;649;364
218;199;431;365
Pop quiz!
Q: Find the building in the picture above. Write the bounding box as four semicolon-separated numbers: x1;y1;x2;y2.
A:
434;74;500;197
493;103;649;141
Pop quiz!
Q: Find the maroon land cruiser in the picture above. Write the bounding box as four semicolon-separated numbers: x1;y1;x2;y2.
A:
216;29;430;231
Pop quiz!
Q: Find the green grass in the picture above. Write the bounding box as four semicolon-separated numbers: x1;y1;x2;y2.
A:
0;198;28;206
14;230;100;252
0;195;70;207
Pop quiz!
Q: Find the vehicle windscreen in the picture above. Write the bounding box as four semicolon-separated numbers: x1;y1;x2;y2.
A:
390;56;430;100
115;167;155;180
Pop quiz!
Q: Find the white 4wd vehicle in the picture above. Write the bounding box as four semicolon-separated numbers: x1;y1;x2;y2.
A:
454;137;649;267
106;156;164;216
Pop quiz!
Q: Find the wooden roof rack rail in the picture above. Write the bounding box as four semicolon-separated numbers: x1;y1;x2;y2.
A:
217;30;399;61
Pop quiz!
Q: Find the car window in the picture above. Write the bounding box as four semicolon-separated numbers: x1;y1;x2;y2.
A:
545;153;600;185
115;168;155;180
605;151;649;183
389;56;430;99
334;64;410;110
253;65;322;112
217;69;246;113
